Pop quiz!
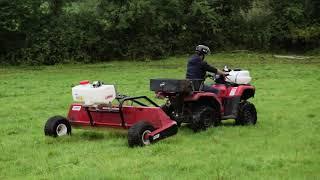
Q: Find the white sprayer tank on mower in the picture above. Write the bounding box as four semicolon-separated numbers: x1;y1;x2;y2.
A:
72;80;116;106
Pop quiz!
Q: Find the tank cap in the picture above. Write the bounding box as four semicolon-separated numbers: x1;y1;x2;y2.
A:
79;80;90;85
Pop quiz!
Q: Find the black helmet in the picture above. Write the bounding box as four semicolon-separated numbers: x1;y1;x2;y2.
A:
195;45;210;55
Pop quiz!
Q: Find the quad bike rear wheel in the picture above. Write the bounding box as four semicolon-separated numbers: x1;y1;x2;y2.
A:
190;106;216;132
44;116;72;137
128;121;155;147
236;101;257;125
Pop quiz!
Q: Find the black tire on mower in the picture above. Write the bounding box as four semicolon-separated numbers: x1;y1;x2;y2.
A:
235;101;257;125
128;121;155;147
44;116;72;137
190;106;216;132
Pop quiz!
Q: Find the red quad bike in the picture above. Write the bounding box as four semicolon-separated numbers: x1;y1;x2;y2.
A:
44;81;178;147
151;67;257;132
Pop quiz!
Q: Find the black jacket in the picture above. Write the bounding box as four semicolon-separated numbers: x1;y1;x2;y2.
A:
186;54;217;79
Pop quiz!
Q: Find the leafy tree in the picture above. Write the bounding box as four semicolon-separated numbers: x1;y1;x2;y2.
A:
0;0;319;65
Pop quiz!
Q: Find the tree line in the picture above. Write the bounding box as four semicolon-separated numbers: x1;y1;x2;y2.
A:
0;0;319;65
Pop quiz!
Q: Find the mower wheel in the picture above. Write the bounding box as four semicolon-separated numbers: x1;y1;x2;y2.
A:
128;121;155;147
236;101;257;125
44;116;72;137
190;106;216;132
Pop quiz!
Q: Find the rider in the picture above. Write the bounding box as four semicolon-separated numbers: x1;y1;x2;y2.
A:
186;45;225;94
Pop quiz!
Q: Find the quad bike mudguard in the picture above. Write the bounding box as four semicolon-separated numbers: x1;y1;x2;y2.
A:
214;84;255;119
183;85;255;119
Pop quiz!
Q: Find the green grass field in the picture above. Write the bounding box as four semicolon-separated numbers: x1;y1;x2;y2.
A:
1;53;320;179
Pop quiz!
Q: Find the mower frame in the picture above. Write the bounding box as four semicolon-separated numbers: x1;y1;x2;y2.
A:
44;95;178;147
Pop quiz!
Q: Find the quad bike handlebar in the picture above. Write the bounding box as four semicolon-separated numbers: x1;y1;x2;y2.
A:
206;72;229;81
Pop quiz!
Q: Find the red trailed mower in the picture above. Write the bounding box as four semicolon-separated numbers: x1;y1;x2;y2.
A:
44;81;178;147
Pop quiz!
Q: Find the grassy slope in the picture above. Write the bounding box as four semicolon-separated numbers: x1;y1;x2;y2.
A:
0;53;319;179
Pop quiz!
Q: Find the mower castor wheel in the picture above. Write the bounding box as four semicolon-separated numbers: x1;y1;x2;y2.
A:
44;116;72;137
236;101;257;125
128;121;155;147
190;106;216;132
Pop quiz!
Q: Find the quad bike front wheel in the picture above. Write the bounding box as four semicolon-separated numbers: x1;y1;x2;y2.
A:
190;106;216;132
236;101;257;125
44;116;72;137
128;121;155;147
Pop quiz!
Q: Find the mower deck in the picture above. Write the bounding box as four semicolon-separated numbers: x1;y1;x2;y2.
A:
44;95;178;147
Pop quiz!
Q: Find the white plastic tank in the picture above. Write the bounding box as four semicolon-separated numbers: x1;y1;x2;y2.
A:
225;70;252;84
72;80;116;105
